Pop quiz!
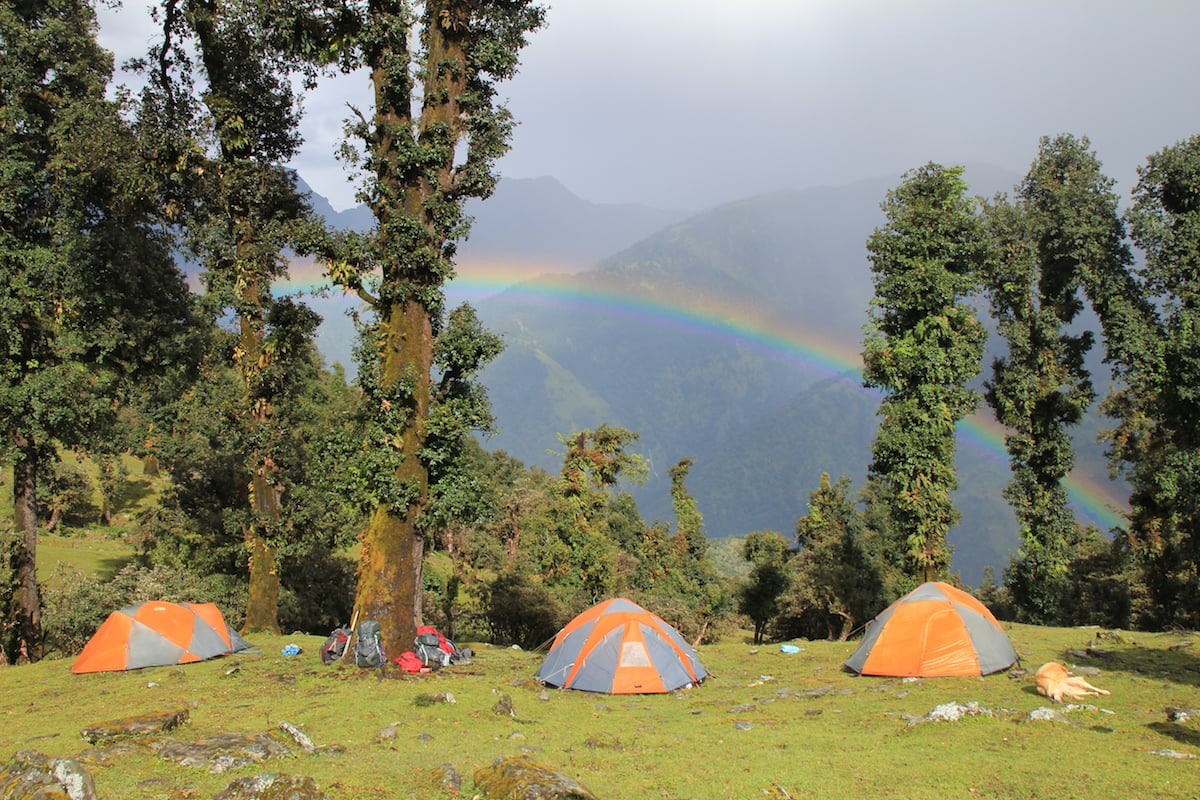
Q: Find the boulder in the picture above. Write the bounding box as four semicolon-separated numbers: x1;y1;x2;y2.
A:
473;756;599;800
79;708;189;743
154;732;291;773
0;750;97;800
213;772;330;800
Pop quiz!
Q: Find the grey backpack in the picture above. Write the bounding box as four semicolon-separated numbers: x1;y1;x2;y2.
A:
353;620;386;668
415;632;447;670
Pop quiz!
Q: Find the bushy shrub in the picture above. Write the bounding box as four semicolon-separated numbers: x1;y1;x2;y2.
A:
278;547;356;634
1065;531;1135;628
482;571;563;649
37;461;95;530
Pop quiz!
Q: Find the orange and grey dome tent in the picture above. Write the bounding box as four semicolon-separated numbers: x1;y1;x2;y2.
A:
844;581;1018;677
535;598;707;694
72;600;246;674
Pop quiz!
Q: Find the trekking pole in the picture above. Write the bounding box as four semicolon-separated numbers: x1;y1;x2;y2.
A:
345;607;361;663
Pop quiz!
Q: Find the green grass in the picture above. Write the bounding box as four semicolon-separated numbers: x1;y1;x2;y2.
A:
37;533;135;588
5;463;1199;798
3;624;1199;800
1;453;161;587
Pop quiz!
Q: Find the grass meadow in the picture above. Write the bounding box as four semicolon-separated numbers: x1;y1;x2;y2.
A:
2;621;1198;799
4;458;1200;798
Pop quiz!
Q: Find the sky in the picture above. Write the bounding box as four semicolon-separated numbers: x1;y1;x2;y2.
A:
95;0;1200;212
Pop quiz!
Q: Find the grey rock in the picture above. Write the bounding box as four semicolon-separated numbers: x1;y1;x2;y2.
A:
436;763;462;792
79;707;190;744
907;701;994;727
474;756;600;800
1150;749;1196;759
213;772;331;799
492;694;517;717
1028;707;1075;725
154;732;291;773
0;749;98;800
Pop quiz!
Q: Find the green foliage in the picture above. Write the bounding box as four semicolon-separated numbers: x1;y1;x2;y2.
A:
863;163;988;582
0;0;195;661
1062;529;1139;628
422;303;506;534
482;571;562;649
128;345;364;632
277;547;356;634
634;458;727;643
736;530;791;644
36;460;95;530
982;135;1126;624
777;474;888;641
1099;134;1200;627
975;565;1016;621
0;525;19;659
534;426;647;603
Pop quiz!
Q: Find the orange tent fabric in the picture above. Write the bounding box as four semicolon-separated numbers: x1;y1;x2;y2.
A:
536;598;707;694
72;601;237;674
844;582;1018;677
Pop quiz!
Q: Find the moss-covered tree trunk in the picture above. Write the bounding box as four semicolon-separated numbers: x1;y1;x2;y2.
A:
9;435;41;664
239;268;282;635
330;0;542;659
244;471;283;634
351;298;433;654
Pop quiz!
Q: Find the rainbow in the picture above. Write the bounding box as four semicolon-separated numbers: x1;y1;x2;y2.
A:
277;256;1131;531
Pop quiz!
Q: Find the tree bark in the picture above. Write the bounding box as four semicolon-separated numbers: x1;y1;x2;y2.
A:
11;434;42;663
352;298;432;657
244;533;281;634
243;464;283;633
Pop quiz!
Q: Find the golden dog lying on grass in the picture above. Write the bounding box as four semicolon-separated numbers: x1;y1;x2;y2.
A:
1034;662;1110;703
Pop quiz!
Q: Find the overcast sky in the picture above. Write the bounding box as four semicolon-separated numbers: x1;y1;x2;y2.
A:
96;0;1200;212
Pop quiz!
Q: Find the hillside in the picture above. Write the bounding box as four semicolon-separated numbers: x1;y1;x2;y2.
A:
298;169;1131;587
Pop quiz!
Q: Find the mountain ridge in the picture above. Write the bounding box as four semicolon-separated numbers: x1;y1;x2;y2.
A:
297;169;1129;587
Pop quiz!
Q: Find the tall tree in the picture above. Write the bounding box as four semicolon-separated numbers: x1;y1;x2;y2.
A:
544;425;646;604
983;135;1128;623
787;474;886;641
644;457;725;644
664;458;715;589
140;0;325;633
1106;135;1200;627
737;530;789;645
0;0;193;662
862;164;988;582
306;0;544;654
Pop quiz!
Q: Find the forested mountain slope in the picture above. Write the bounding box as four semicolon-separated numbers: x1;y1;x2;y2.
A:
304;169;1127;586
